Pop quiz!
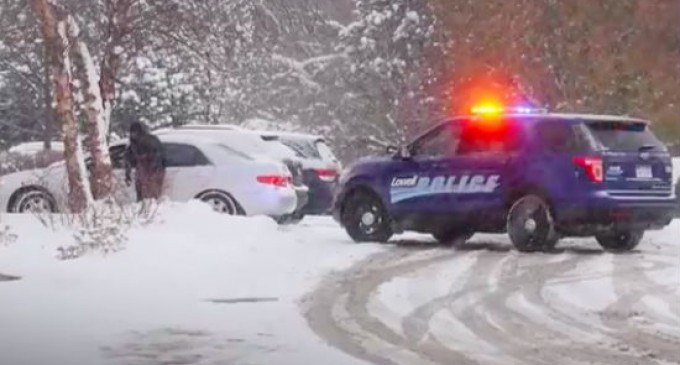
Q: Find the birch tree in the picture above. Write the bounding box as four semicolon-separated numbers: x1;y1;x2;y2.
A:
31;0;93;212
66;16;113;199
99;0;136;134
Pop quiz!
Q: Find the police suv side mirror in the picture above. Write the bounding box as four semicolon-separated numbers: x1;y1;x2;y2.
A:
395;146;412;160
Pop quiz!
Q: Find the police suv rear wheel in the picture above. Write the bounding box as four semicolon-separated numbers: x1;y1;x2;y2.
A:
342;191;393;243
596;230;644;252
507;195;559;252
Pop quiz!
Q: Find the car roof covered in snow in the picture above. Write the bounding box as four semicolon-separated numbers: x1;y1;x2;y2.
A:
155;128;299;161
176;124;245;131
109;132;228;148
252;130;324;142
175;124;324;142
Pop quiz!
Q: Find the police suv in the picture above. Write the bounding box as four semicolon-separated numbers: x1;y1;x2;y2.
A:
333;107;677;252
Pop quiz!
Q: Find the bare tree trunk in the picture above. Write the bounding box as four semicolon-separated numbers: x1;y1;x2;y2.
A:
206;50;213;124
39;42;55;151
32;0;93;213
66;16;114;200
99;0;134;135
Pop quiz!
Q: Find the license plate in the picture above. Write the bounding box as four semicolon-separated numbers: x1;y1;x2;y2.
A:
636;165;653;179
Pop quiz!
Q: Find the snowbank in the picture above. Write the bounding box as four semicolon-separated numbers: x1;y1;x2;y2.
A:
0;202;381;365
8;141;64;155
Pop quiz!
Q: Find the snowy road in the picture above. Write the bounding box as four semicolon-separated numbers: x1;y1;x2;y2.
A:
0;203;679;365
305;227;680;365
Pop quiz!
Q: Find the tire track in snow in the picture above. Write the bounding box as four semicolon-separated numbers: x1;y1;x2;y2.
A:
520;250;680;363
452;251;639;365
303;247;479;365
303;239;680;365
600;253;680;361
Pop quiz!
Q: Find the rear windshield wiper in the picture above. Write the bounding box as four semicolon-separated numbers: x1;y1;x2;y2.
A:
638;144;656;152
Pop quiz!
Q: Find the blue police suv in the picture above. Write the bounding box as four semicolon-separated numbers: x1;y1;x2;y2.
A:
333;108;676;252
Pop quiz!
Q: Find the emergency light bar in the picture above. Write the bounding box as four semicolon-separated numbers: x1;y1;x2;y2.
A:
470;104;547;116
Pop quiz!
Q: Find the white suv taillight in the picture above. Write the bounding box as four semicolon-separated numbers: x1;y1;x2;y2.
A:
572;156;604;184
256;175;292;187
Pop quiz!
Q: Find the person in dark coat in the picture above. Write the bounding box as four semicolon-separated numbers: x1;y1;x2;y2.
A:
125;122;166;201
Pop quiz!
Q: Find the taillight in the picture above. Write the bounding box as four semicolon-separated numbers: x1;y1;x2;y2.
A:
572;156;604;183
315;169;338;182
257;175;292;187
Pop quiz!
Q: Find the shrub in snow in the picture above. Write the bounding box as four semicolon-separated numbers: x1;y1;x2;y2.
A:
47;198;161;260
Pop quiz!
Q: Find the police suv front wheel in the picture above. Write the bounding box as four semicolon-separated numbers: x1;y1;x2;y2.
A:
342;191;393;243
507;195;559;252
596;230;644;252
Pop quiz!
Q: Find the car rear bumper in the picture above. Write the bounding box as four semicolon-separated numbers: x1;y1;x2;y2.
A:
246;187;298;217
556;192;677;233
302;172;337;215
293;186;310;213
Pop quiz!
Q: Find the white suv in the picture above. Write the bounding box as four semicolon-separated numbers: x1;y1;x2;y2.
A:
0;133;299;219
156;128;310;222
178;125;341;215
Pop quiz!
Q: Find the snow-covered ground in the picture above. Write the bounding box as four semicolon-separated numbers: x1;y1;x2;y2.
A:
0;203;383;365
306;224;680;365
7;141;64;155
1;200;679;365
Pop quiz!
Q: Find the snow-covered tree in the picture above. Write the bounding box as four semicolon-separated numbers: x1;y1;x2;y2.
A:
0;0;57;149
330;0;447;159
67;15;114;199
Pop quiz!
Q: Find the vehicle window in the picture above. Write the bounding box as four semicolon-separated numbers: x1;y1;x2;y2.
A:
279;138;321;159
316;141;338;163
585;121;667;152
162;143;210;167
109;145;127;169
262;140;298;160
536;122;586;153
413;124;460;158
216;133;275;158
217;144;253;161
457;119;519;155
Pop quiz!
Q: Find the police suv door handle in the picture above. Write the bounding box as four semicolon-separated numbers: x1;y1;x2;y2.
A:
502;154;515;165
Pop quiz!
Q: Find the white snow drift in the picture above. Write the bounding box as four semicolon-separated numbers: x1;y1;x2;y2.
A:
0;203;382;365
